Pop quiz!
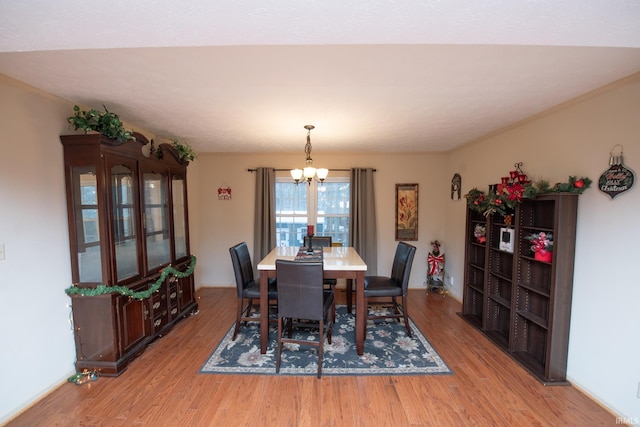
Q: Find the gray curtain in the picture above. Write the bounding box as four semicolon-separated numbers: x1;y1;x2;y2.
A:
350;168;377;275
253;167;276;269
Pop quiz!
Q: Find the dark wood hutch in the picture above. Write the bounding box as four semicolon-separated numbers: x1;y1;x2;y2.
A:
60;132;198;376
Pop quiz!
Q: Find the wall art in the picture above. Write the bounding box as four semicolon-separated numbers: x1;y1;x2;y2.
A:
395;183;418;241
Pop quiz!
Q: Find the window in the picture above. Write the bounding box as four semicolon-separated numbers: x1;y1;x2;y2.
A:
275;172;350;247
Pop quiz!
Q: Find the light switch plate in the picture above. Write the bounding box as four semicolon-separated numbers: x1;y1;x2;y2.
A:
0;243;5;260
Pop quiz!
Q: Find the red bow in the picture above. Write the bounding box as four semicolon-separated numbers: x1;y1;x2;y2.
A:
427;254;444;276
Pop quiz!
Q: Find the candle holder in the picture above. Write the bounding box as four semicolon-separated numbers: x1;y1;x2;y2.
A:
306;233;314;254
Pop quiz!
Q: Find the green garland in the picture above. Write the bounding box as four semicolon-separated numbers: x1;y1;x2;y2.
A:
466;176;592;217
65;255;197;300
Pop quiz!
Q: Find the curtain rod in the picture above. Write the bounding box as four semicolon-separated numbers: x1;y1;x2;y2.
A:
247;168;376;172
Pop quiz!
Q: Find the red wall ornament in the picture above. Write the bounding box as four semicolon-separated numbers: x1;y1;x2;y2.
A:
217;186;232;200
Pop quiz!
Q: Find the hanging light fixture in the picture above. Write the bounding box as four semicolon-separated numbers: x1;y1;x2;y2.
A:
291;125;328;185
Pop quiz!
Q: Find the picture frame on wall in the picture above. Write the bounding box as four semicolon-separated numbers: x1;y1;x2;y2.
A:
395;183;418;241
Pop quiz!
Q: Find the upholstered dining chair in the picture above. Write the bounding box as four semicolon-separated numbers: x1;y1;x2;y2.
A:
303;235;336;289
229;242;277;341
303;235;332;248
363;241;417;337
275;259;335;379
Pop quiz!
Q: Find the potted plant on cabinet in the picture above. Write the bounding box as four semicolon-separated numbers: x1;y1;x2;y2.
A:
67;105;135;143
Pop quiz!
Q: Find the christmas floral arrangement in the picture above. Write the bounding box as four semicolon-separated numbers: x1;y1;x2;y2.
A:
466;175;592;217
474;224;486;243
526;231;553;255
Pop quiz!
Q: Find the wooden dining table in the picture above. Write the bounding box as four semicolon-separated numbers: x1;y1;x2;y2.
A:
257;246;368;355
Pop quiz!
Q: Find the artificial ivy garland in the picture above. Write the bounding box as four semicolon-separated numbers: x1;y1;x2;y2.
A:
64;255;197;300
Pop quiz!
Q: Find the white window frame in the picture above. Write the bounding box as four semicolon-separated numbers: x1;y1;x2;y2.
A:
275;171;350;246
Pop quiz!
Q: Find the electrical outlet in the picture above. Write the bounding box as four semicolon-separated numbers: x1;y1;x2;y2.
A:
637;382;640;399
0;243;5;260
448;275;454;286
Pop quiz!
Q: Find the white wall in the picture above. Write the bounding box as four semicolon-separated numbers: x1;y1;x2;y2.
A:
446;74;640;421
0;77;78;422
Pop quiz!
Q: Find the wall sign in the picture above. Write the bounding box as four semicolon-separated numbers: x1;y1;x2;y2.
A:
599;145;635;199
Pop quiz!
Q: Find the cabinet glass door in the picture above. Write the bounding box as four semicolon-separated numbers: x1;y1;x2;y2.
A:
172;175;188;259
72;166;102;283
111;164;139;281
143;171;170;269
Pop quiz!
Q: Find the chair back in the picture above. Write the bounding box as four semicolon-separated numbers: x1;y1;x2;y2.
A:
276;260;325;321
390;242;417;292
229;242;255;298
303;235;332;248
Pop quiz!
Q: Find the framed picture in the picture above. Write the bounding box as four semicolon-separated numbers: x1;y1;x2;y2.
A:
395;183;418;241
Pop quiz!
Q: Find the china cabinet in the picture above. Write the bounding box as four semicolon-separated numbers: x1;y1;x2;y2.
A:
61;133;197;376
461;193;578;384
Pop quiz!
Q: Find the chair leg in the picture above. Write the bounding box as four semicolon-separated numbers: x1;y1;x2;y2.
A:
317;320;324;379
246;298;253;318
233;298;243;341
276;317;283;374
327;302;335;345
402;295;412;337
287;318;293;338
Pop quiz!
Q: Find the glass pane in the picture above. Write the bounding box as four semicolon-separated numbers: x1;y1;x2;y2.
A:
172;176;187;259
275;182;307;247
72;167;102;283
317;180;350;246
112;164;138;281
319;216;350;246
144;172;170;269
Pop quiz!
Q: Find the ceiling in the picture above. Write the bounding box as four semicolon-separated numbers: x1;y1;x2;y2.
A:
1;1;640;154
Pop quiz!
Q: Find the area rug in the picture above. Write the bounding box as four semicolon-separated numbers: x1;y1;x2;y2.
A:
200;305;452;376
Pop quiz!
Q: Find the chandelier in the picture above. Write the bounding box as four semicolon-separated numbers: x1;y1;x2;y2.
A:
290;125;328;185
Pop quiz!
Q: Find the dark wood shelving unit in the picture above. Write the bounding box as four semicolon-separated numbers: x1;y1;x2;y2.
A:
460;193;579;385
461;209;488;330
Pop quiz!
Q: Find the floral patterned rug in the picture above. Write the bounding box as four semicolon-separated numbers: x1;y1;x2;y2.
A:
200;305;452;376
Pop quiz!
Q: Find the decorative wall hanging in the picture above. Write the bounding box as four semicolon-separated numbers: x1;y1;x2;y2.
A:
451;173;462;200
599;145;635;199
395;183;418;241
217;186;232;200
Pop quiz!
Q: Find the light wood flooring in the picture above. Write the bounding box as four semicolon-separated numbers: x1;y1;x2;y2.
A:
6;288;621;426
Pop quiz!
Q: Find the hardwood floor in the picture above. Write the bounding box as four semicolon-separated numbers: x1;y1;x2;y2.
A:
7;288;620;426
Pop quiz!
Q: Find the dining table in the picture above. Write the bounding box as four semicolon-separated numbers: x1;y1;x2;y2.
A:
257;245;368;355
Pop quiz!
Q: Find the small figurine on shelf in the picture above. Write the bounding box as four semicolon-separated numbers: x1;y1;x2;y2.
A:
427;240;447;295
474;224;486;244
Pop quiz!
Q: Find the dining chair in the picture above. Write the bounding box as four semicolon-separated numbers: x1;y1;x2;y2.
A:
303;235;332;248
303;235;336;289
229;242;277;341
275;259;335;379
363;242;417;337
